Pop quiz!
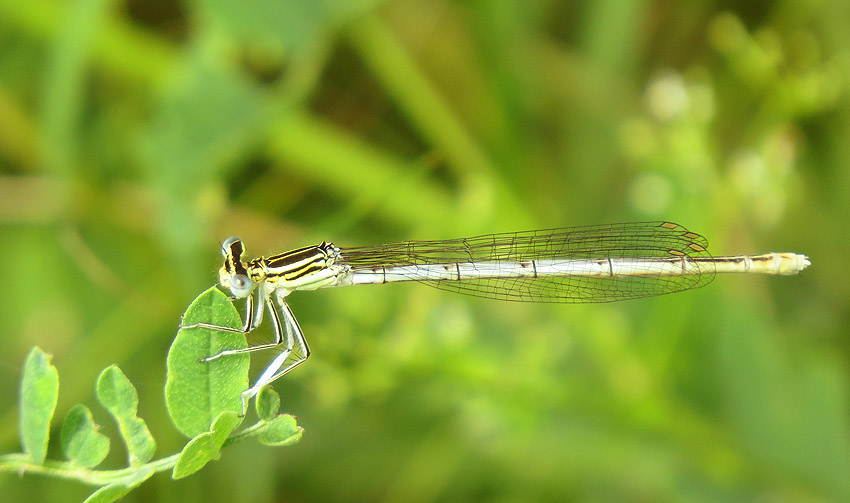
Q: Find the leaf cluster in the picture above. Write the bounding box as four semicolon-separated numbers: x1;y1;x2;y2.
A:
0;288;301;502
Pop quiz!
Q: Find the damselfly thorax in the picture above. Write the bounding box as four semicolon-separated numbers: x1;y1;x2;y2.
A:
219;239;343;297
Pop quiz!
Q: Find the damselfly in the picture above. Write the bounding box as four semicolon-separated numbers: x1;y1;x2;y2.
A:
180;221;810;413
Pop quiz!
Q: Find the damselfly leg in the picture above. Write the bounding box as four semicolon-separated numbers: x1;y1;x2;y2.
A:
180;288;310;415
238;298;309;413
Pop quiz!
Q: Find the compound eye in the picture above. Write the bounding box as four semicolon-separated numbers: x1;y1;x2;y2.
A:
221;236;243;258
229;273;254;298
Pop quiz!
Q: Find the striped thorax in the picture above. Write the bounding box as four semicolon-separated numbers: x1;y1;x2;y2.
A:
219;236;344;300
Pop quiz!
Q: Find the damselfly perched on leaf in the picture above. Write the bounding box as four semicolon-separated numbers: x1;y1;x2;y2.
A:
180;221;810;414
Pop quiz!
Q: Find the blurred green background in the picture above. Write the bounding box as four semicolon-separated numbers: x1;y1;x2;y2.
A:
1;0;848;501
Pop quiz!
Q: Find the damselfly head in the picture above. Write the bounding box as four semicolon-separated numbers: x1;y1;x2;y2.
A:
219;236;255;298
221;236;243;258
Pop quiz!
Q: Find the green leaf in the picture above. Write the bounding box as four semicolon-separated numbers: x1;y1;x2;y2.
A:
172;411;241;479
258;414;302;447
256;386;281;421
166;286;249;437
19;346;59;465
208;410;241;449
83;466;155;503
96;366;156;465
61;404;110;468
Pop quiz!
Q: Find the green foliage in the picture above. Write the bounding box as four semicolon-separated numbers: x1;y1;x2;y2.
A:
257;414;302;447
165;287;249;437
96;366;156;466
0;292;302;502
255;386;281;422
61;405;110;468
172;411;240;479
82;466;155;503
19;347;59;466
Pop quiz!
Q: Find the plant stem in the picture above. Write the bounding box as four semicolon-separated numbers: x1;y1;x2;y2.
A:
0;452;179;486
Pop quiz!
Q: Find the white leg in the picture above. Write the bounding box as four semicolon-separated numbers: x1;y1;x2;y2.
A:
181;289;264;335
239;298;310;415
200;294;285;361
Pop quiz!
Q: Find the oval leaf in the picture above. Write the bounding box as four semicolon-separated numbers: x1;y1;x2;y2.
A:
256;386;280;421
172;411;241;479
209;410;241;449
166;287;249;437
61;404;110;468
96;366;156;465
172;432;218;480
258;414;302;447
19;346;59;465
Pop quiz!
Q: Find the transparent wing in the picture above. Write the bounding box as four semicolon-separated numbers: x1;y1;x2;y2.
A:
338;221;716;303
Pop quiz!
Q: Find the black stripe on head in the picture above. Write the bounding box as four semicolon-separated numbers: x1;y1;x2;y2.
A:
223;239;247;275
229;239;244;258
